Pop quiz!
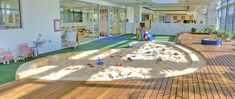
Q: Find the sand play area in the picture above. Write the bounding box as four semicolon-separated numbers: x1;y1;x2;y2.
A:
17;42;206;81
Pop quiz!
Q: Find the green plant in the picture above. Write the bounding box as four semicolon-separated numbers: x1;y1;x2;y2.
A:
191;27;197;33
216;31;224;38
224;32;233;40
231;34;235;40
215;31;234;41
204;25;216;33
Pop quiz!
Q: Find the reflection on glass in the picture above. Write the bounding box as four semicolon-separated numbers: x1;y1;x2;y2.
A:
60;2;100;46
60;1;127;46
111;8;126;36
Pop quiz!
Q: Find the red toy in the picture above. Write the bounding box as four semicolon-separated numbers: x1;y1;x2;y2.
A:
116;63;122;67
64;67;80;70
87;63;94;67
127;57;132;62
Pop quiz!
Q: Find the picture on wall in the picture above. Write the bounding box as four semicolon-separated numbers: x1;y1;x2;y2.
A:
54;19;61;32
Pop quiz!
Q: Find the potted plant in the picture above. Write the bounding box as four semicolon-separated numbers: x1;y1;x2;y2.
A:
191;27;197;33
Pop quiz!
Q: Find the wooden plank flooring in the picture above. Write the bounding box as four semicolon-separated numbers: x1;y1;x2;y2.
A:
0;33;235;99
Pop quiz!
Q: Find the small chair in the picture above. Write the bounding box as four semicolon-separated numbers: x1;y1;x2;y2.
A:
1;49;13;64
0;52;5;64
19;43;34;59
12;49;22;62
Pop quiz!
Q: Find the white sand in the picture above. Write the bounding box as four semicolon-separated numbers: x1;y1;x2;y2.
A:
27;42;206;81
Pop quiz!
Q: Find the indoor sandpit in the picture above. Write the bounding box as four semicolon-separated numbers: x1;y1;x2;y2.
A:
16;42;206;81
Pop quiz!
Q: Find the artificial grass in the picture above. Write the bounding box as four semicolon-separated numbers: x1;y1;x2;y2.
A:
154;35;176;42
0;34;175;85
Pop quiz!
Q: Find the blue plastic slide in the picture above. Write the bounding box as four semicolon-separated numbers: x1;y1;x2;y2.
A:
145;28;155;41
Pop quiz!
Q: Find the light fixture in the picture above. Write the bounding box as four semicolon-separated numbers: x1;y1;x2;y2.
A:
151;0;178;3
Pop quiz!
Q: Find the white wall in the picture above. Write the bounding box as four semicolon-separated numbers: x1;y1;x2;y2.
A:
134;6;142;22
151;23;206;35
126;22;139;34
126;23;206;35
126;7;134;23
0;0;61;54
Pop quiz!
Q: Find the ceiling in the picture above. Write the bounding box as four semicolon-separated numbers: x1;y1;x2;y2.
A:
104;0;219;15
104;0;219;5
60;0;219;15
60;0;94;10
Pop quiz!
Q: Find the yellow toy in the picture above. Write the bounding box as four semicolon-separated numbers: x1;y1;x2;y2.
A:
101;64;107;72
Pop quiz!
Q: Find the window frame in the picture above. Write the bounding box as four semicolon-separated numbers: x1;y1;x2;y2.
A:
0;0;22;30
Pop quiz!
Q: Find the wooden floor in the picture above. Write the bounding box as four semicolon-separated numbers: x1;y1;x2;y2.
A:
0;33;235;99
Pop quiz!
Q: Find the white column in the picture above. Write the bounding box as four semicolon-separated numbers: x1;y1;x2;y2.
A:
98;5;101;36
92;6;95;38
134;6;142;22
107;7;112;36
126;7;134;23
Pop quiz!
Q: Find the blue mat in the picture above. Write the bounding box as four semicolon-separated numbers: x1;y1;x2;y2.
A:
96;36;129;42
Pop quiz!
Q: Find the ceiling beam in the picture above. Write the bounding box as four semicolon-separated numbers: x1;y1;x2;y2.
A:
142;6;190;11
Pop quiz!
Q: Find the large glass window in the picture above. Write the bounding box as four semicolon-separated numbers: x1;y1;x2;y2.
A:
225;4;234;32
0;0;21;29
111;8;126;36
220;6;227;30
60;1;101;45
61;9;83;23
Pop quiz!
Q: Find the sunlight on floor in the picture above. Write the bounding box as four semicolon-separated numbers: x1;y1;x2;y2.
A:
89;49;121;60
69;50;99;60
160;67;199;77
175;45;199;61
18;66;57;78
38;65;86;80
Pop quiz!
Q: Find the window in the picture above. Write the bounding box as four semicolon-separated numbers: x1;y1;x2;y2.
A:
0;0;21;29
220;6;226;30
225;4;234;32
60;9;83;23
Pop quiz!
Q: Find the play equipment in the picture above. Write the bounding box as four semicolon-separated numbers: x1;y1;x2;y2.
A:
156;57;163;63
96;57;104;65
174;52;179;56
136;22;154;41
116;63;122;66
87;64;94;67
64;67;80;70
116;60;122;66
201;39;222;45
102;64;107;72
127;57;132;62
110;55;114;58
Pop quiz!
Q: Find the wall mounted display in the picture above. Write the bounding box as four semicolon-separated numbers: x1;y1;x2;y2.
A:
173;16;178;20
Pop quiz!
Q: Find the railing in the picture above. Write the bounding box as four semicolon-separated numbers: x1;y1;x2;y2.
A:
126;23;206;35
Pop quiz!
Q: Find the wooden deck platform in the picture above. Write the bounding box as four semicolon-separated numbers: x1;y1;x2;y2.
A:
0;33;235;99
